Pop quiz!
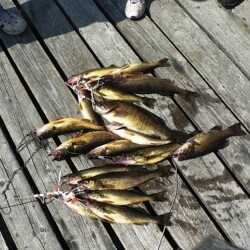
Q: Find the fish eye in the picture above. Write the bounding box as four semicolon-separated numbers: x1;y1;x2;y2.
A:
82;180;89;184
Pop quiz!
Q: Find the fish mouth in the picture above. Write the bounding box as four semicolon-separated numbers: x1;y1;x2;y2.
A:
86;149;98;159
35;128;46;139
114;156;131;165
50;149;67;161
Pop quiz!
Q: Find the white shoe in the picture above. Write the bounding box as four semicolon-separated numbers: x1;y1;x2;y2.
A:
0;10;27;35
125;0;146;20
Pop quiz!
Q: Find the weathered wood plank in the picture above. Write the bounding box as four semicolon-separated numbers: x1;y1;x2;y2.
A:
173;0;250;79
0;231;8;250
0;35;116;250
56;1;226;249
58;0;250;248
0;125;62;249
146;0;250;132
95;0;250;195
16;0;173;248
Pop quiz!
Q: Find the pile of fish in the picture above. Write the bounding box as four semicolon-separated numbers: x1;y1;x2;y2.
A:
49;164;173;225
33;59;246;224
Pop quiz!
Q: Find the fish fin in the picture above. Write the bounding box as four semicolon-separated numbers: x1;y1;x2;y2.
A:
103;184;115;189
158;165;175;178
158;212;172;226
179;90;200;102
115;110;130;118
77;103;82;114
228;123;246;136
102;200;113;204
134;222;148;226
108;64;118;68
209;125;223;131
158;58;171;67
217;140;230;150
143;97;156;109
106;124;125;132
103;215;115;222
152;191;169;202
54;117;65;121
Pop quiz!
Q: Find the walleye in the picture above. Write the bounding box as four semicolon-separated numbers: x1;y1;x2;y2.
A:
64;197;100;219
106;126;173;145
114;143;180;165
94;85;156;108
93;101;190;142
79;190;168;205
173;123;246;161
118;58;171;74
77;93;101;125
78;166;173;190
51;131;120;160
66;59;170;87
80;199;172;225
87;139;147;158
36;117;104;139
61;165;148;185
104;73;200;101
67;65;120;86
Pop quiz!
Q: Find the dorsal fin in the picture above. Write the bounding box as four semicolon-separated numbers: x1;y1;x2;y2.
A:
209;125;222;131
55;117;65;121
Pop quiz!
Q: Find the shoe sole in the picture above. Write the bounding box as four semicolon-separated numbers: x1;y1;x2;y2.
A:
218;0;245;8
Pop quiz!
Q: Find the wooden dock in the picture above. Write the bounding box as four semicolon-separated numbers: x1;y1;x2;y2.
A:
0;0;249;249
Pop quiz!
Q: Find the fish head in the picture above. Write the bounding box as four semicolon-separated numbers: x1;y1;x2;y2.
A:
114;156;136;165
35;125;54;139
50;145;69;161
92;102;118;115
79;179;95;189
86;147;103;158
60;174;81;186
67;74;88;87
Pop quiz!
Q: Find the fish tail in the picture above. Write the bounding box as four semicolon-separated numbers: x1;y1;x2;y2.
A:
179;89;200;102
228;123;246;136
143;97;156;108
157;58;171;67
158;212;172;226
157;165;175;178
152;191;168;202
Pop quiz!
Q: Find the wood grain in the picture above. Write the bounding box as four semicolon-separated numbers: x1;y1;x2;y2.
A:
0;30;116;250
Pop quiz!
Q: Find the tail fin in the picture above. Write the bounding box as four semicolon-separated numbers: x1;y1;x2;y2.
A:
179;89;200;102
158;212;172;226
157;165;175;178
143;97;156;109
228;123;246;136
152;191;168;202
157;58;171;67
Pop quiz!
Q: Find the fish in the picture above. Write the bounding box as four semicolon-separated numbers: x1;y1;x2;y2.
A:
77;92;102;125
78;190;168;205
78;166;173;190
93;101;190;142
93;85;156;108
35;117;105;139
119;58;171;74
114;143;180;165
87;139;147;158
67;65;120;86
61;165;148;186
173;123;247;160
50;131;120;161
103;73;200;101
80;199;172;225
64;197;100;219
106;126;173;145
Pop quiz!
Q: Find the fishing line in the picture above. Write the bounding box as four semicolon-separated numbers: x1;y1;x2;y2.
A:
16;132;36;152
157;163;179;250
